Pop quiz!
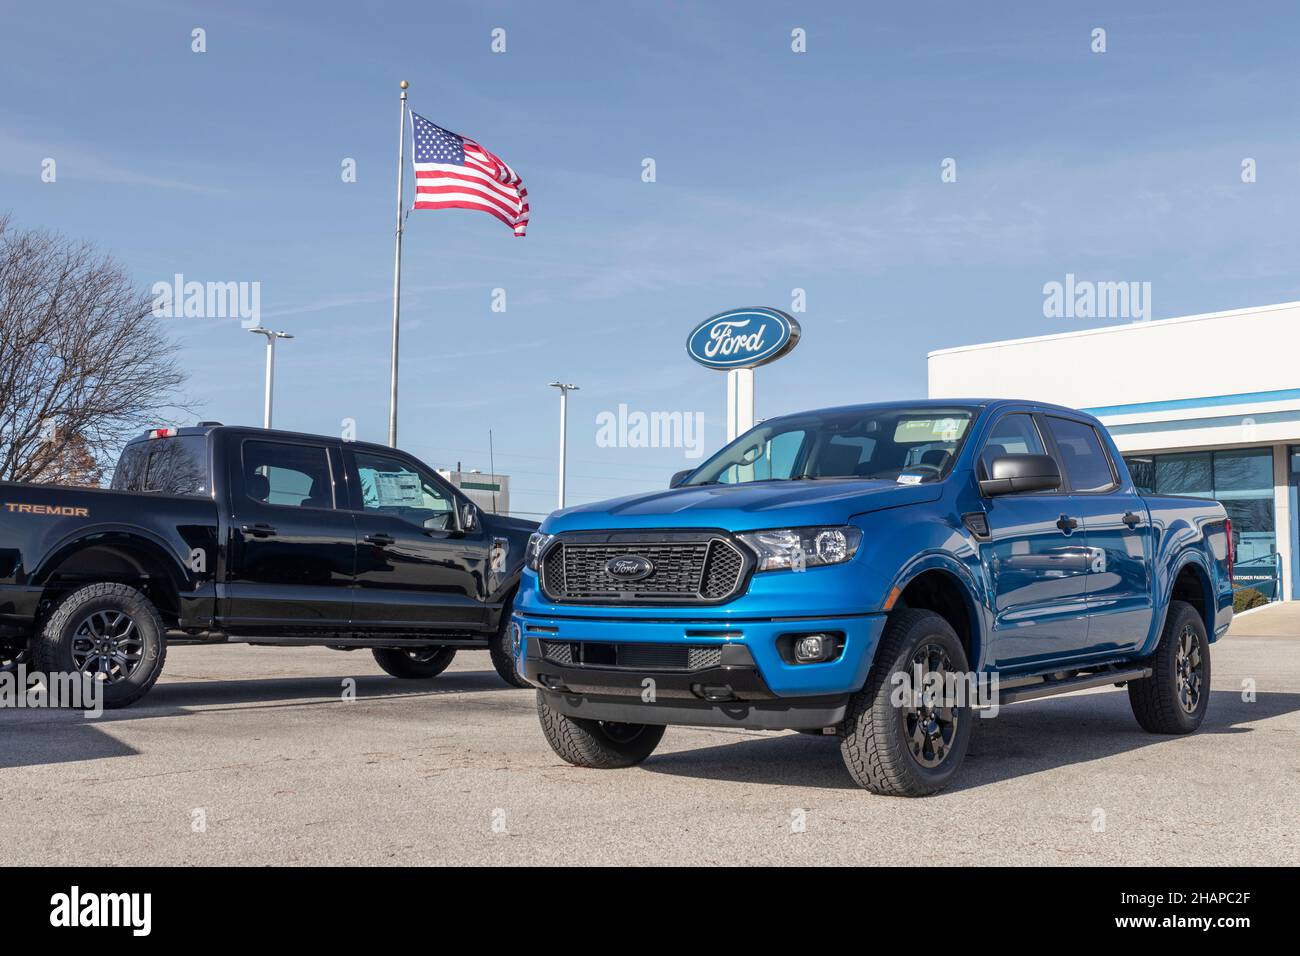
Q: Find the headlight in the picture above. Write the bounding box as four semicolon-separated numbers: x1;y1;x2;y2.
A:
525;532;554;571
736;526;862;572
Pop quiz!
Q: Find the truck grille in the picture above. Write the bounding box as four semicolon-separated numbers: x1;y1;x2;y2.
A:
541;641;725;672
539;533;750;605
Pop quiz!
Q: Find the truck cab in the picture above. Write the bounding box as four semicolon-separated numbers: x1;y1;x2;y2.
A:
514;400;1234;795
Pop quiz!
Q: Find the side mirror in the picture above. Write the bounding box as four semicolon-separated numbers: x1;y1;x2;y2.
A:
459;501;480;532
979;454;1061;497
669;469;694;488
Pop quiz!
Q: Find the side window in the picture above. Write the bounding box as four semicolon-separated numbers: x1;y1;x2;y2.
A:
979;414;1046;478
243;441;334;509
765;430;806;480
1045;417;1116;493
354;451;455;531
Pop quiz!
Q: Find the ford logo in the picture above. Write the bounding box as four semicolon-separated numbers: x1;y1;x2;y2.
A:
686;307;801;370
605;555;655;581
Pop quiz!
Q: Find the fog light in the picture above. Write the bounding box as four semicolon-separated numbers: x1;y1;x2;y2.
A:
510;622;522;655
794;633;832;663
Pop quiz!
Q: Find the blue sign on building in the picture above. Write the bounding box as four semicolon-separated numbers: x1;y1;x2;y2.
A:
686;307;801;370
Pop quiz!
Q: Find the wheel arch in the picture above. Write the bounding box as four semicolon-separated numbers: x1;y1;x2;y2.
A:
889;557;984;669
32;530;191;627
1160;554;1215;647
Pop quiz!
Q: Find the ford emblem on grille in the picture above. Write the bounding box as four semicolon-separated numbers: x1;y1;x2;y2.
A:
604;554;654;581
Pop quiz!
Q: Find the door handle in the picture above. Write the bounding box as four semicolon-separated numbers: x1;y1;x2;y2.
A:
1056;514;1079;534
241;523;278;538
1122;511;1143;528
364;533;396;547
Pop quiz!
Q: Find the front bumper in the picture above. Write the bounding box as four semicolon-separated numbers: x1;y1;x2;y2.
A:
513;606;888;730
537;689;851;731
525;635;852;729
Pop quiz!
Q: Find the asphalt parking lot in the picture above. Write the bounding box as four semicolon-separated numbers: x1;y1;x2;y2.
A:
2;606;1297;866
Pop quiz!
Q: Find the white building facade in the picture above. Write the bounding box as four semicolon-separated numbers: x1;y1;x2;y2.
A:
929;301;1300;601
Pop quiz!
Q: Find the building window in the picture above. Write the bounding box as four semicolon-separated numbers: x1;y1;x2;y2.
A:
1123;448;1275;564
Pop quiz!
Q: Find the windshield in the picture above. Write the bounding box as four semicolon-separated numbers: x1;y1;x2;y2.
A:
681;406;977;486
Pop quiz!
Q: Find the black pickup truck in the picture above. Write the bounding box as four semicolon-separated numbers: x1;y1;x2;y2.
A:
0;424;537;707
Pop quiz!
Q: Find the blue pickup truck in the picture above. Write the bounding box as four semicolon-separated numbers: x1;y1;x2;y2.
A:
513;400;1234;796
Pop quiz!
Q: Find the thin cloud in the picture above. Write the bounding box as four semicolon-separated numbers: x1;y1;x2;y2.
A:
0;130;223;194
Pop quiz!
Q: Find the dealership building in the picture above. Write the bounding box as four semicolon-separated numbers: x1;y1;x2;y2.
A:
928;301;1300;601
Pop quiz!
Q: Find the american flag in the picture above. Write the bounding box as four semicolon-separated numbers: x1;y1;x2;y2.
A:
410;112;528;236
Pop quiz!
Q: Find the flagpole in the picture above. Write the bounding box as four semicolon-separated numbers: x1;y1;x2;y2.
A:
387;79;409;447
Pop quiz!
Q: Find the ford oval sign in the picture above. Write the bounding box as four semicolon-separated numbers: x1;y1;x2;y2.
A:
686;307;801;370
605;555;655;581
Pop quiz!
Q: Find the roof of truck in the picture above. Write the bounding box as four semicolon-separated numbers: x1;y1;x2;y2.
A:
759;398;1098;421
125;423;409;455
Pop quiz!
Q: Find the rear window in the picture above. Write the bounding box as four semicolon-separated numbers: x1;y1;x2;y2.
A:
111;436;212;498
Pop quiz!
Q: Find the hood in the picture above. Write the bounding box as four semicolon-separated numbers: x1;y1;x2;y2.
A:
543;479;942;533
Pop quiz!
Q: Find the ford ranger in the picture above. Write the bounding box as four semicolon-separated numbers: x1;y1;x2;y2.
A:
0;424;536;707
514;400;1234;795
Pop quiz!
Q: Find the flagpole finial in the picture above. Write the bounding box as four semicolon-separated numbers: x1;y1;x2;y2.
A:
399;80;409;90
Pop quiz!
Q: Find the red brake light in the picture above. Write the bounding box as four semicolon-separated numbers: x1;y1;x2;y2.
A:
1224;517;1234;586
148;427;176;439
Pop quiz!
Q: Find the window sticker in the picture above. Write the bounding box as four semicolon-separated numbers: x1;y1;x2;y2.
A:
894;417;969;442
372;471;424;507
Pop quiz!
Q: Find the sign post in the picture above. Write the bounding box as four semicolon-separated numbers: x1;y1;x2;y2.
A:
686;307;801;441
725;368;755;442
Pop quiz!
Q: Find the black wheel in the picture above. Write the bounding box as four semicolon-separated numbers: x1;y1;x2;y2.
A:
488;591;529;688
536;692;666;768
1129;600;1210;734
0;638;29;675
840;608;973;796
371;646;456;679
31;583;167;709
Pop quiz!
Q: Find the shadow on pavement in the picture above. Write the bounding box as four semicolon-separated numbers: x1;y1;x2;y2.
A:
140;669;514;713
0;721;139;770
641;688;1300;792
0;669;523;770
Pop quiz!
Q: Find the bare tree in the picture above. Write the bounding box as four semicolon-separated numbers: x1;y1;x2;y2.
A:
0;215;189;484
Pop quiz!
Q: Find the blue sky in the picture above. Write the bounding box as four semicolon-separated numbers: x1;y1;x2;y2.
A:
3;1;1299;517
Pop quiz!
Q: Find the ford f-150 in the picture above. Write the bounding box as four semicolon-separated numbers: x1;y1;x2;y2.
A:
0;424;536;707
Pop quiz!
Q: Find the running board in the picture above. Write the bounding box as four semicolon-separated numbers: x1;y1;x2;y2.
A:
997;666;1152;706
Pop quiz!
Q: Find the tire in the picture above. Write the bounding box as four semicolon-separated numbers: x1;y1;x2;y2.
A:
371;646;456;679
1129;600;1210;734
31;583;167;709
536;691;666;769
840;608;973;796
488;591;529;688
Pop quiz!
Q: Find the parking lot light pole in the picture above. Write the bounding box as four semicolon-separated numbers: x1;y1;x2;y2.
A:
248;327;294;429
549;382;579;508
